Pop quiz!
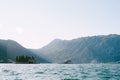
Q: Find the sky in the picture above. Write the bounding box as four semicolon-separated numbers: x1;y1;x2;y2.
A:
0;0;120;49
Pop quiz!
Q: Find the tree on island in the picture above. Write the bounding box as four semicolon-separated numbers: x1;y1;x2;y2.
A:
15;55;36;64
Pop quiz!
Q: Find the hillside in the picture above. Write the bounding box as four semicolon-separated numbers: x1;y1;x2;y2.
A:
0;39;50;63
37;34;120;63
1;34;120;64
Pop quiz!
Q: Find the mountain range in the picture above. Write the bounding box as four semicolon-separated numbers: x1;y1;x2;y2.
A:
35;34;120;63
0;34;120;63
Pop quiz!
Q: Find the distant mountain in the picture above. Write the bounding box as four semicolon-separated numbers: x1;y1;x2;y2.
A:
0;39;50;63
1;34;120;64
0;40;8;62
36;34;120;63
30;49;52;62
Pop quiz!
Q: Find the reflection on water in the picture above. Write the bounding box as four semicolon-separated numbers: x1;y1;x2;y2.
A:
0;64;120;80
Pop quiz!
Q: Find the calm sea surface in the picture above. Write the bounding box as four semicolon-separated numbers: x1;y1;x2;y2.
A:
0;64;120;80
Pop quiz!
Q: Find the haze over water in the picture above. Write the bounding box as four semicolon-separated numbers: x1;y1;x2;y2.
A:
0;1;120;80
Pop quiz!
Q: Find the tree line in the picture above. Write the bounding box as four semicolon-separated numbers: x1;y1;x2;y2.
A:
16;55;36;64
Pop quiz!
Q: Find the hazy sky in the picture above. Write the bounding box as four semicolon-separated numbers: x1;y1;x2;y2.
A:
0;0;120;48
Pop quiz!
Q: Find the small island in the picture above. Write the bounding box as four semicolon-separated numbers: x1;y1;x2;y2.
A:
15;55;36;64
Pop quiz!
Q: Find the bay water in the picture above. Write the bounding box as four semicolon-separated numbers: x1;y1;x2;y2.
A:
0;64;120;80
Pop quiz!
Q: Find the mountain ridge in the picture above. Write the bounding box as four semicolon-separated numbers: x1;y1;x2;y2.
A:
36;34;120;63
0;34;120;63
0;39;50;63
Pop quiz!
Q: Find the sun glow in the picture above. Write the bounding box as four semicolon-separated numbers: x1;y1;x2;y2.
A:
16;27;24;35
